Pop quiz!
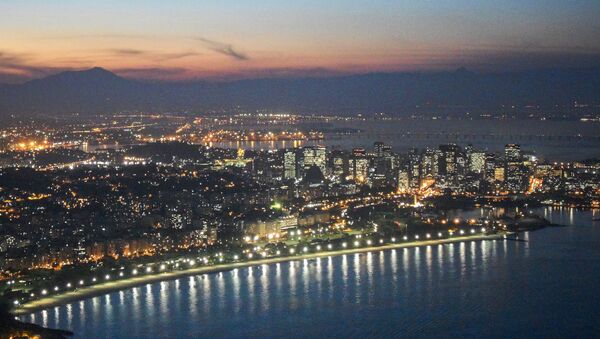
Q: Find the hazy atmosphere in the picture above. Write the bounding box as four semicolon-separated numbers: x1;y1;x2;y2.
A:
2;0;600;83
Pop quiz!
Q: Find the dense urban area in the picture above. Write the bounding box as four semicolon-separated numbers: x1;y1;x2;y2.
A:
1;113;599;313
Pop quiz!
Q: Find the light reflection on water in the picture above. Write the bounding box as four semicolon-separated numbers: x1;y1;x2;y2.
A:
23;207;600;338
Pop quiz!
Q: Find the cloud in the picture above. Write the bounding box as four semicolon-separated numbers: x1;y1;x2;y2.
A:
110;48;146;56
113;67;189;81
196;37;249;60
107;49;200;61
0;50;72;82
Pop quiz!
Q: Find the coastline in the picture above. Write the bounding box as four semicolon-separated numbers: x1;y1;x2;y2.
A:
14;233;505;315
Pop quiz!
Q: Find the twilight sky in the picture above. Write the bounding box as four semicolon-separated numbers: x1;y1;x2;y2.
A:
1;0;600;83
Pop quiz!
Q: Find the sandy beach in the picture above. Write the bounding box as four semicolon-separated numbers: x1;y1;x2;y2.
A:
14;233;505;315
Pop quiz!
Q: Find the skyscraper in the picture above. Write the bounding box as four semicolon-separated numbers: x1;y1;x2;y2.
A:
284;149;297;179
302;145;327;176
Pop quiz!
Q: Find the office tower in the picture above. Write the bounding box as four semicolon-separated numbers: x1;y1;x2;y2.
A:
469;151;486;174
284;149;297;179
484;153;496;182
302;145;327;176
350;148;369;182
397;169;410;192
505;144;521;162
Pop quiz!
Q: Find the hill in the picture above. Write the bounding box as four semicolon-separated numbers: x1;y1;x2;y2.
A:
1;67;599;116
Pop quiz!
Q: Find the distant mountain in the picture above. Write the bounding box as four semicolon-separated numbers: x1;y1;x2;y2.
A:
1;67;599;116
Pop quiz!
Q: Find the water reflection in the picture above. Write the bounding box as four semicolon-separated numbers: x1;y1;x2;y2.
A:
21;208;600;338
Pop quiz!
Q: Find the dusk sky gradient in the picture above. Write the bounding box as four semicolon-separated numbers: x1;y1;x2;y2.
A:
1;0;600;83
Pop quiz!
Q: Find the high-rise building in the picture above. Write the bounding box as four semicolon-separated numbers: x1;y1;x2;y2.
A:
469;151;486;174
505;144;521;162
494;167;505;182
350;148;369;183
438;144;460;178
484;153;496;182
330;150;347;179
284;149;297;179
302;145;327;176
421;148;438;177
397;169;410;192
374;141;385;158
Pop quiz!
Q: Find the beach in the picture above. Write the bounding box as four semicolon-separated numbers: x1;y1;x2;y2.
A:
14;233;505;315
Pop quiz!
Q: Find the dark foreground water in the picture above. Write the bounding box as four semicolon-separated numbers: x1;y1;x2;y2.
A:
24;208;600;338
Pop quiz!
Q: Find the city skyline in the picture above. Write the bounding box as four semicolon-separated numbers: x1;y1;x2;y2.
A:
2;1;600;83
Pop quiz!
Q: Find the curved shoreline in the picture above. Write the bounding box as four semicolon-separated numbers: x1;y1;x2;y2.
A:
14;233;505;315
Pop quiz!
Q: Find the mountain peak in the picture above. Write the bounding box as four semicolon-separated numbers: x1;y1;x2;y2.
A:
26;67;126;87
61;67;119;78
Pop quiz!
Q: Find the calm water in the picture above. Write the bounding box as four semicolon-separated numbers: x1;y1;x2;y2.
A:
211;120;600;161
24;208;600;338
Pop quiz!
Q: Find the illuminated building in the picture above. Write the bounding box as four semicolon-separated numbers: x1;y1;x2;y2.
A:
397;169;410;192
494;167;505;182
505;143;521;162
284;149;297;179
469;151;486;174
302;145;327;176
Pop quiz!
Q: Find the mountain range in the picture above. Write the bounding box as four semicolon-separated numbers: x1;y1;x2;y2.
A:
0;67;599;116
